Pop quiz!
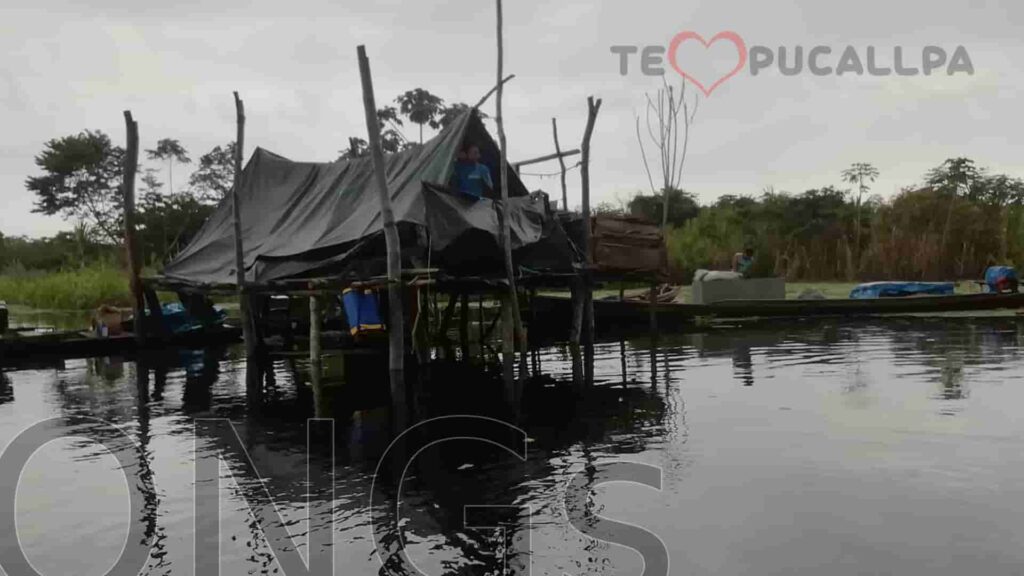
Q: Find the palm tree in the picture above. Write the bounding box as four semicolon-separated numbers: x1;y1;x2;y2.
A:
841;162;879;268
145;139;191;194
926;157;981;269
395;89;445;144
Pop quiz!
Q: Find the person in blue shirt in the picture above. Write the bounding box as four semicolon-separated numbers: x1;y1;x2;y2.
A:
452;144;493;199
732;247;755;276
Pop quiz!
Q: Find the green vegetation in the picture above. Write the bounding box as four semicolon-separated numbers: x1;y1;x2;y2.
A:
0;262;131;310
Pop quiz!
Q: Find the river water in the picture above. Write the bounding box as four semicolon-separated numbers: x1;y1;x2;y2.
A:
3;315;1024;575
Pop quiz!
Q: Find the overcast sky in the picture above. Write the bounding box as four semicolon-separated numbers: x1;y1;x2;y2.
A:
2;0;1022;237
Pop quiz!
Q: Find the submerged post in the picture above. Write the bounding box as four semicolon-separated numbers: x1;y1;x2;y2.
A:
551;118;568;211
122;111;143;342
358;45;405;406
231;92;256;357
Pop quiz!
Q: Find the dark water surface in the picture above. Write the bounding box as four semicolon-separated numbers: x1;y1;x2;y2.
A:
4;316;1024;575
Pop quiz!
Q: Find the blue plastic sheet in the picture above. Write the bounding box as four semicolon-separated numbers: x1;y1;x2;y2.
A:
849;281;954;299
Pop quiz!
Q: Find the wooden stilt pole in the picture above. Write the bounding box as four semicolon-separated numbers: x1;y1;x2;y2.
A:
580;96;602;349
620;286;627;386
494;0;529;390
552;118;568;211
357;46;405;407
231;92;256;358
122;111;143;343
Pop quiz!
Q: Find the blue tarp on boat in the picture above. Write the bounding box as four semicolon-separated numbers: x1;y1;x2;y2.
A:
145;302;228;335
984;266;1018;292
849;281;954;299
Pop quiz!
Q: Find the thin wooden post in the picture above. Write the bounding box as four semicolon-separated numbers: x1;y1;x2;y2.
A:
649;283;658;334
500;291;515;402
569;277;584;390
122;111;143;343
357;45;405;406
551;118;568;211
310;294;322;389
495;0;529;390
459;293;470;360
478;294;486;363
580;96;602;351
231;92;256;357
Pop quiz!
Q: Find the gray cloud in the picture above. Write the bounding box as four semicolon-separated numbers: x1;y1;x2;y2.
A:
2;0;1022;237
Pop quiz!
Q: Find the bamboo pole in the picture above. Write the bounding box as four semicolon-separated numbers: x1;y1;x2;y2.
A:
580;96;602;351
122;111;143;343
231;92;256;357
551;118;569;211
357;45;405;406
495;0;529;391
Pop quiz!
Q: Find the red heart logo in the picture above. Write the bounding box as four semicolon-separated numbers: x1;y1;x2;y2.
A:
667;31;747;96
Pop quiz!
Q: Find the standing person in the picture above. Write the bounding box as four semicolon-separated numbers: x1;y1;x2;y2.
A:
451;143;493;199
732;247;755;277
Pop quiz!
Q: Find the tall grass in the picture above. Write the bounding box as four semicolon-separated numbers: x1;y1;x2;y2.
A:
0;262;131;310
666;188;1024;282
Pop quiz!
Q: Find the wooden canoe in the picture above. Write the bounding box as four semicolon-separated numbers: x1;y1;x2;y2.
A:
531;291;1024;332
0;326;241;365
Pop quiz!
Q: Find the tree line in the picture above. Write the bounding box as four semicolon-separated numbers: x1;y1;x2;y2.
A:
608;158;1024;281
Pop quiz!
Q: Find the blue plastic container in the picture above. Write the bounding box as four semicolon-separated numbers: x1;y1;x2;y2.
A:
343;289;384;335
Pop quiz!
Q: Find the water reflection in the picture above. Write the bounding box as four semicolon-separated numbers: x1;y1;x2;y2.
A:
2;315;1024;575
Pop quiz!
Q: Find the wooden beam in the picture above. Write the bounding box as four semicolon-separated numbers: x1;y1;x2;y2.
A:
357;45;405;406
552;118;569;210
514;148;580;169
122;111;143;343
231;91;256;357
473;73;516;109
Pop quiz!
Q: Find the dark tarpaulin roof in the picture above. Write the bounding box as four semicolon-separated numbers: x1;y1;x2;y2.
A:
163;111;571;285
